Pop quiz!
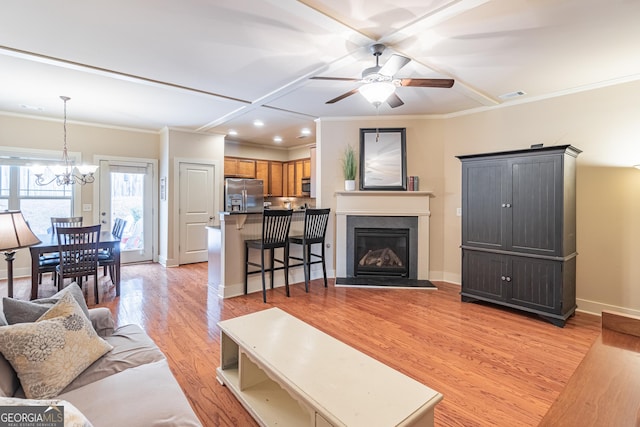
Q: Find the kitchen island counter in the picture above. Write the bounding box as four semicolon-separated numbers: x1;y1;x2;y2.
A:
209;210;313;298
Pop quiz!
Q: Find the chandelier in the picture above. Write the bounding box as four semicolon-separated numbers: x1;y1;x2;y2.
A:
32;96;98;186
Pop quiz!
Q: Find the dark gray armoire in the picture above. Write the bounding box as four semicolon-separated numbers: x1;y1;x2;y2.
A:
457;145;581;327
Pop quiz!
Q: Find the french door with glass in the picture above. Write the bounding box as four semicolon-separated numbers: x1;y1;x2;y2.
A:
98;159;154;264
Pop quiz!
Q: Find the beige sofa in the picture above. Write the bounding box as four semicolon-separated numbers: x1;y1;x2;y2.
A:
0;285;202;427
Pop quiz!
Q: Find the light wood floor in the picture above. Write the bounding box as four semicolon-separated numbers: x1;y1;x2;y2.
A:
3;263;601;426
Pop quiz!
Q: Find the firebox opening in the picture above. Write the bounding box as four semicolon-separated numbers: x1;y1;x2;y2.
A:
354;228;409;277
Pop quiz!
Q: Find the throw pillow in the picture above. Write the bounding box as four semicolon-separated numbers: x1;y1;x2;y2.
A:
0;292;112;399
0;396;93;427
2;283;90;325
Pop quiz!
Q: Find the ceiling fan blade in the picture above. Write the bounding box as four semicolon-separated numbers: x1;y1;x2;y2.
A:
326;88;359;104
311;76;360;82
379;54;411;76
400;78;455;88
387;93;404;108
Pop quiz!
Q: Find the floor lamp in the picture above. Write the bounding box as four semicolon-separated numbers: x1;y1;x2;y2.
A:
0;211;41;298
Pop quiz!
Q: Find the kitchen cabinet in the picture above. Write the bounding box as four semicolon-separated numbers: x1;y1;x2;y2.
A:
256;160;283;197
224;157;256;178
310;146;316;198
303;158;311;178
295;160;304;196
283;158;311;197
458;145;581;327
286;162;296;197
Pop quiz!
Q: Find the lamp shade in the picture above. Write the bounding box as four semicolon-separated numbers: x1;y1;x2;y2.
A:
359;82;396;105
75;164;99;175
0;211;41;252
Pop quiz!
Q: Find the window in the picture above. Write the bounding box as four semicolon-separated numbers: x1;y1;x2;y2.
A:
0;163;73;235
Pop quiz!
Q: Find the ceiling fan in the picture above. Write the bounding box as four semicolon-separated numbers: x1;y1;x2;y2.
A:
311;44;454;108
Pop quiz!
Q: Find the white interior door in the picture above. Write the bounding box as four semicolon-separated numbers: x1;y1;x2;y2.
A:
99;159;153;264
179;162;215;264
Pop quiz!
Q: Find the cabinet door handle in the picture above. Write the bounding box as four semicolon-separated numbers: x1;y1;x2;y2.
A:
501;276;506;281
506;203;512;208
506;276;512;282
501;203;506;208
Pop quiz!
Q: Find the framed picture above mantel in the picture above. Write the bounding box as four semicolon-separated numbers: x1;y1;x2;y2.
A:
359;128;407;191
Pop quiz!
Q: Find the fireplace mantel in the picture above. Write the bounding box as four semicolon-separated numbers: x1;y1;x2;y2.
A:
335;191;432;280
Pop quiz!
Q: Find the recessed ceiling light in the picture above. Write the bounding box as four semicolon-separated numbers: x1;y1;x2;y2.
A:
499;90;527;100
228;129;238;136
273;136;283;143
301;128;311;135
253;120;264;127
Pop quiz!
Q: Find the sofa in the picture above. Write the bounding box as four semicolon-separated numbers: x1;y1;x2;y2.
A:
0;283;202;427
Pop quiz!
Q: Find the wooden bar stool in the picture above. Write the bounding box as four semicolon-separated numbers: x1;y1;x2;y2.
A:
288;208;330;292
244;209;293;303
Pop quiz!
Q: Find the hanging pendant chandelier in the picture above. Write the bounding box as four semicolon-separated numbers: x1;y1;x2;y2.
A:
32;96;98;186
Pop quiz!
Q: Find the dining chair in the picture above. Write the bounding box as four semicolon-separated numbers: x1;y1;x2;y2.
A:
244;209;293;303
51;216;83;229
38;216;84;287
288;208;330;292
98;218;126;284
56;224;101;303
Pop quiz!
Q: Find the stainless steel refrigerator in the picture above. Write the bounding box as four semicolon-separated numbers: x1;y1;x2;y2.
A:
225;178;264;212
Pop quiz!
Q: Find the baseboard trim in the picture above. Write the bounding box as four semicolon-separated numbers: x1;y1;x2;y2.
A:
576;298;640;317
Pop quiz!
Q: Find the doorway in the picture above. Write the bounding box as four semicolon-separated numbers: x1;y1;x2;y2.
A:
98;158;155;264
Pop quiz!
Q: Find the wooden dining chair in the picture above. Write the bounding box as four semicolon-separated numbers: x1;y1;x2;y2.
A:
38;216;84;288
56;224;101;303
51;216;83;229
98;218;126;284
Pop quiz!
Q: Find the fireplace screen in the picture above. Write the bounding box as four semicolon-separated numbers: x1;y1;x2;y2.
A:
354;228;409;277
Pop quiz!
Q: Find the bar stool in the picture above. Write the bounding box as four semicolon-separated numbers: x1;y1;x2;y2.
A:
288;208;330;292
244;209;293;303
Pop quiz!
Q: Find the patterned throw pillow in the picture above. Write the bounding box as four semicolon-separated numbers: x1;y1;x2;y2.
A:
0;292;112;399
0;396;93;427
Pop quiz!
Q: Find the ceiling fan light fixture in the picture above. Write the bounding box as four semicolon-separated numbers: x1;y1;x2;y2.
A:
359;82;395;105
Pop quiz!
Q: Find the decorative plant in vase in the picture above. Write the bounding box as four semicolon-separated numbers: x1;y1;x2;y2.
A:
342;145;357;191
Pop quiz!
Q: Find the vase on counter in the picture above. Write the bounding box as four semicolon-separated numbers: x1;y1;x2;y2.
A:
344;180;356;191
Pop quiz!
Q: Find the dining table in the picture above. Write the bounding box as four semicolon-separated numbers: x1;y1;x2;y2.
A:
29;231;121;300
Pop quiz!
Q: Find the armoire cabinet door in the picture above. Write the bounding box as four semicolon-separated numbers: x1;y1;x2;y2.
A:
508;255;563;314
462;250;506;301
508;154;563;256
462;160;507;250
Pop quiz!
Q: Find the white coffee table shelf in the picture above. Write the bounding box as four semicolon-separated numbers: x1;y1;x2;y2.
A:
216;307;443;427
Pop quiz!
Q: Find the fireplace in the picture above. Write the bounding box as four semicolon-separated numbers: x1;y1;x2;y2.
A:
355;228;409;277
346;216;418;280
335;191;433;285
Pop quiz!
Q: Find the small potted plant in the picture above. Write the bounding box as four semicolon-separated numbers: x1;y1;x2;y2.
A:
342;145;357;191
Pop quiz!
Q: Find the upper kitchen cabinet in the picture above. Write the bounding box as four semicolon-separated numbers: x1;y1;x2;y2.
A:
256;160;283;197
224;157;256;178
283;158;311;197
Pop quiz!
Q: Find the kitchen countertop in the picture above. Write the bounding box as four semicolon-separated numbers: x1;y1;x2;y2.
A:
221;208;307;215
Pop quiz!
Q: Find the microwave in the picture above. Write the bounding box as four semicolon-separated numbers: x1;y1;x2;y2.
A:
301;177;311;195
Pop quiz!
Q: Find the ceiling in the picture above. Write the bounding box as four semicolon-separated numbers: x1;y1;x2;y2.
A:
1;0;639;148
